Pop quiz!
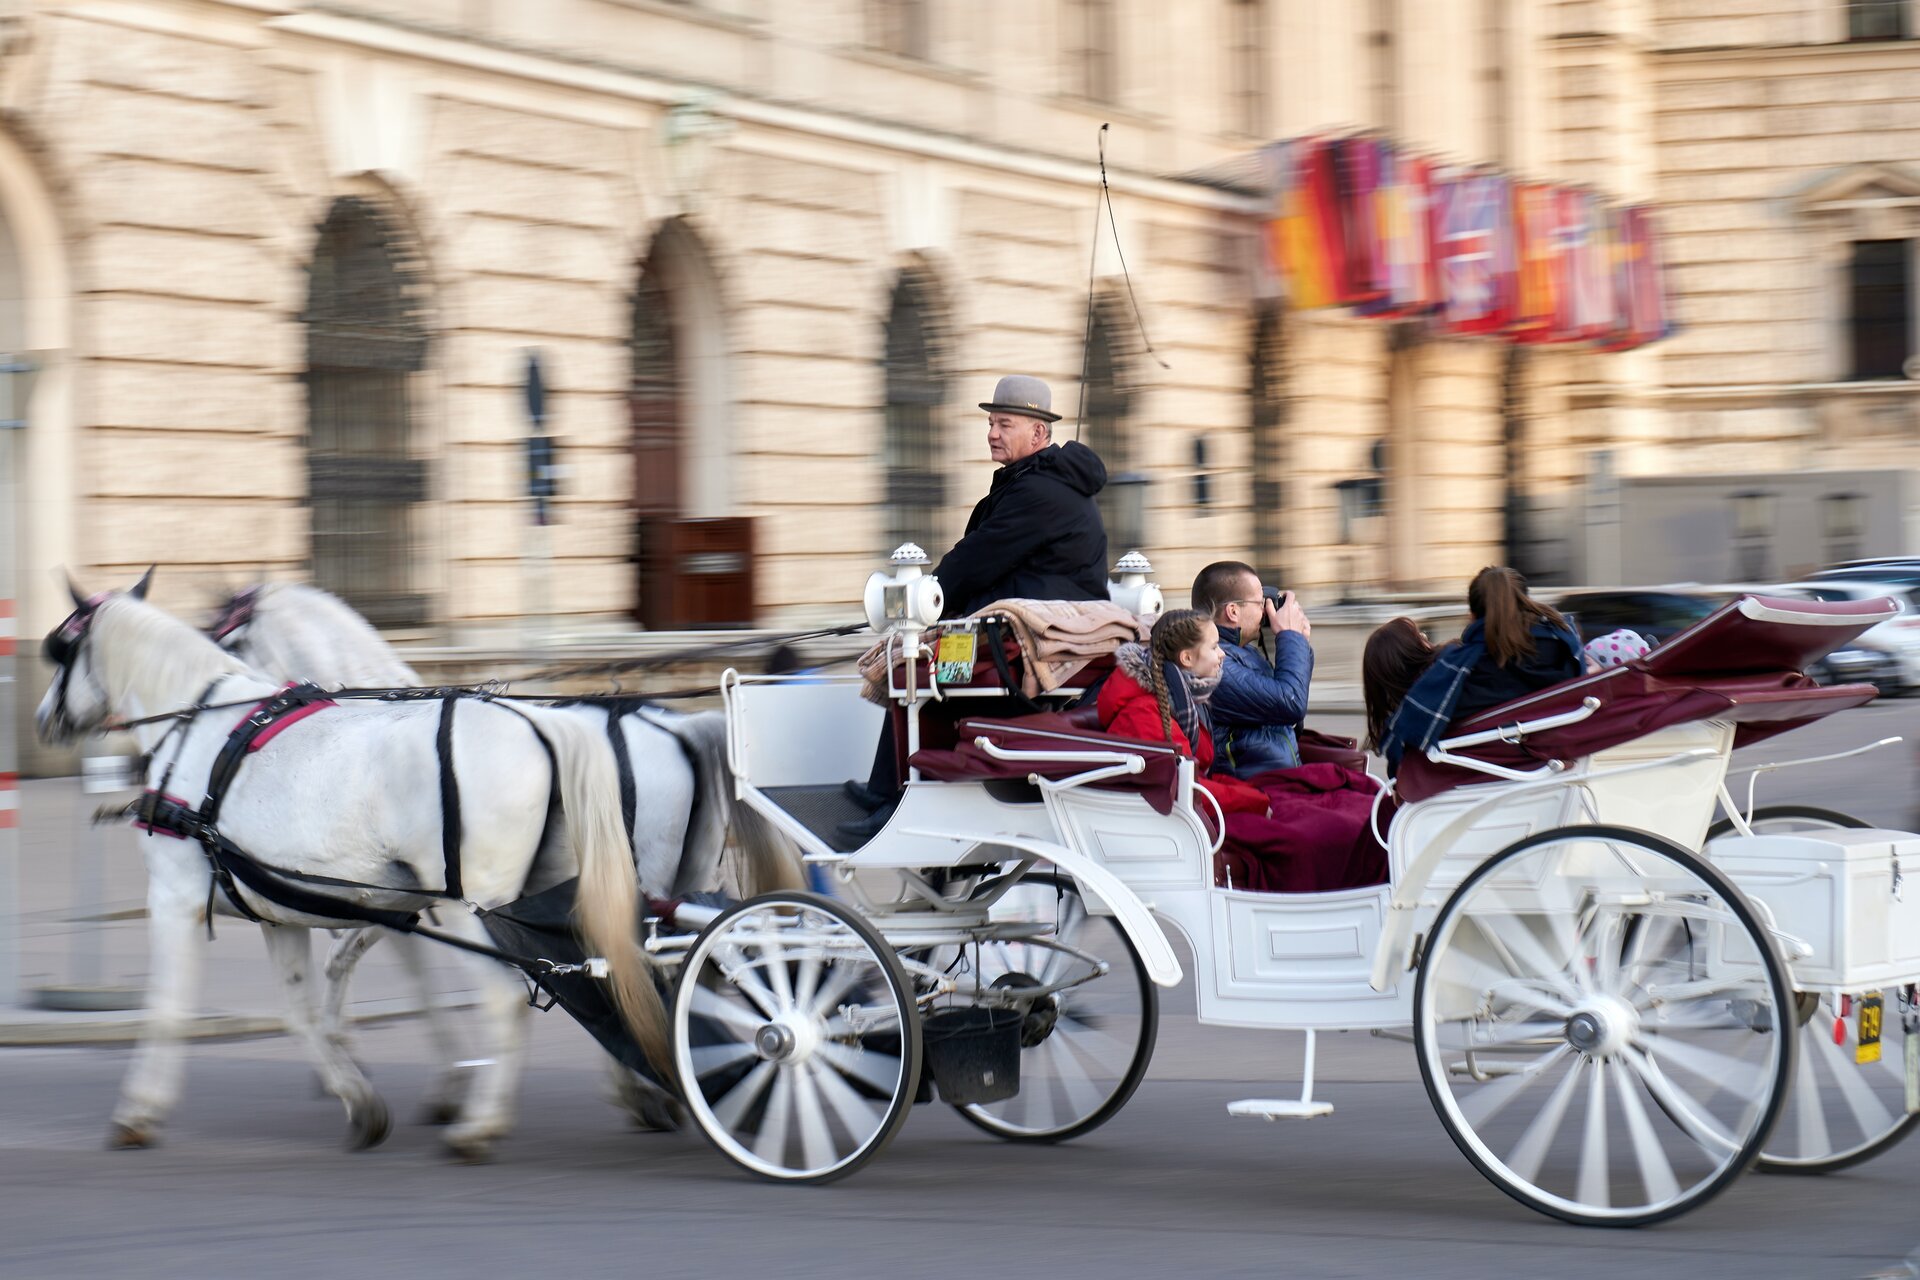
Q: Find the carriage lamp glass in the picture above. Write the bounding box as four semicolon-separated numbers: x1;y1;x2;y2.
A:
863;543;944;634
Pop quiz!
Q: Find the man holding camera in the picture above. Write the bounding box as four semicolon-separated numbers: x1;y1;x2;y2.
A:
1190;560;1314;779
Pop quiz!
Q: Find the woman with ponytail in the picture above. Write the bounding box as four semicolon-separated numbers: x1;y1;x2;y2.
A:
1380;566;1582;774
1097;610;1270;815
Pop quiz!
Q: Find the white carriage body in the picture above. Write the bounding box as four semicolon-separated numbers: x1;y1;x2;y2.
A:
721;662;1920;1031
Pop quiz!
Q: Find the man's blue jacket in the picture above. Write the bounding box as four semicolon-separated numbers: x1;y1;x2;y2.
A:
1210;623;1314;778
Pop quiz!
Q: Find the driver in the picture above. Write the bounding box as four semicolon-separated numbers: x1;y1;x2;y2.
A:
841;375;1111;842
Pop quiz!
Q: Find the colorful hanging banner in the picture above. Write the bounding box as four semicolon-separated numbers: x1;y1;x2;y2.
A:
1258;131;1672;349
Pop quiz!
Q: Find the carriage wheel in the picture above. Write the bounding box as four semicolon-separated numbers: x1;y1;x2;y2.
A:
1414;825;1795;1227
952;872;1158;1143
1707;807;1920;1174
672;892;921;1184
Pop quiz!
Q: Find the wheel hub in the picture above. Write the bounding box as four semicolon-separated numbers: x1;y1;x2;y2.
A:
753;1017;819;1063
1565;995;1637;1059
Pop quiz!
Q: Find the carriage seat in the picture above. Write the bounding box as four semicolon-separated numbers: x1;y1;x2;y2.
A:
908;711;1186;814
1394;594;1891;804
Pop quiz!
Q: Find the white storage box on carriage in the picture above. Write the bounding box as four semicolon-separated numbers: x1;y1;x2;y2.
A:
1706;829;1920;990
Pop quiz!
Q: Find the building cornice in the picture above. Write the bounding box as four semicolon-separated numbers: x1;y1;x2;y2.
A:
1654;39;1920;73
1572;380;1920;410
264;9;1267;215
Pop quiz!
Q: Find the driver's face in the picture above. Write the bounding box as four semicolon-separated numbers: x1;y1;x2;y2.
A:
986;414;1048;465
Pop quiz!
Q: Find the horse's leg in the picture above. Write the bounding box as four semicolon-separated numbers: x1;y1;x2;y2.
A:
320;928;380;1053
109;879;205;1148
438;913;530;1163
386;930;473;1125
259;924;390;1151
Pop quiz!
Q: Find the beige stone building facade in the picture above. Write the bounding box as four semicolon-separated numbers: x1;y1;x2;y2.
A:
13;0;1898;685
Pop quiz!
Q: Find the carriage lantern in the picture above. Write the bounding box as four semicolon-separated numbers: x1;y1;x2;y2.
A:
1108;551;1163;618
863;543;945;635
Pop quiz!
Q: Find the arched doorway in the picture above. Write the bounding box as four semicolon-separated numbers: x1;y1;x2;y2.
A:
630;219;747;629
304;196;430;629
1382;325;1421;590
1083;305;1139;554
882;266;947;553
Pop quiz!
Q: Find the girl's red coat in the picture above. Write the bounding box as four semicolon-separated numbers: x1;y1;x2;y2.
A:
1096;667;1270;815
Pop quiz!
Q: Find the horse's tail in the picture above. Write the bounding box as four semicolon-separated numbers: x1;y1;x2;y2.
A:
527;707;670;1074
670;710;806;898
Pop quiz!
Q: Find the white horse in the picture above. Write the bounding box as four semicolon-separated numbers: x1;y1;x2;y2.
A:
38;572;667;1160
207;581;802;1128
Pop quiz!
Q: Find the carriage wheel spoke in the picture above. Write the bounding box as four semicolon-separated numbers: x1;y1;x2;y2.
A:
791;1067;835;1170
1636;1029;1768;1102
1810;1022;1895;1138
1045;1028;1107;1118
1578;1060;1611;1208
1620;1047;1741;1155
763;932;796;1011
1459;1043;1571;1129
1479;909;1582;1002
691;983;768;1033
751;1068;796;1165
1613;1059;1682;1204
710;1059;776;1132
816;1041;903;1097
1504;1055;1586;1183
812;1054;884;1138
717;944;784;1020
792;951;823;1016
1792;1032;1833;1156
689;1041;756;1078
805;962;868;1021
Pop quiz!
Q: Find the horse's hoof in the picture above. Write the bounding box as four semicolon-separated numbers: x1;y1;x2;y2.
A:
442;1132;494;1165
107;1122;155;1149
626;1091;684;1133
417;1097;462;1127
345;1096;391;1152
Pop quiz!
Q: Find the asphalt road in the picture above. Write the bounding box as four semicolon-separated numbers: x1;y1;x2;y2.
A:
3;700;1918;1280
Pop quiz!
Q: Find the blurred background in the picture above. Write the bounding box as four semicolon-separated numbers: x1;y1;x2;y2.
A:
1;0;1918;779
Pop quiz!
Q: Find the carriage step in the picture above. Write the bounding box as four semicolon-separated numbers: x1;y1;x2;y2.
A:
1227;1098;1333;1121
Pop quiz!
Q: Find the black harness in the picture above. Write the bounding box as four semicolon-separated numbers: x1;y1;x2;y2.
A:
133;682;499;939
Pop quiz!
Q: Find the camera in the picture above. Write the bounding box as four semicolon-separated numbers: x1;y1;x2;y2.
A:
1260;584;1287;629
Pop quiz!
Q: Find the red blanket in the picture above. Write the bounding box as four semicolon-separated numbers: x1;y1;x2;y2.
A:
1215;763;1387;894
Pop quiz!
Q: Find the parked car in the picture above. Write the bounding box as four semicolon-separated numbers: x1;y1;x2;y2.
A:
1768;580;1920;691
1552;587;1729;647
1808;561;1920;589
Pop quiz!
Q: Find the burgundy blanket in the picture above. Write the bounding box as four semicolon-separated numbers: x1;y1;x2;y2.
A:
1216;763;1387;894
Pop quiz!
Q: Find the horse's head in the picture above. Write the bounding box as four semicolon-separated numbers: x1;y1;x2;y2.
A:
207;584;263;652
35;567;152;744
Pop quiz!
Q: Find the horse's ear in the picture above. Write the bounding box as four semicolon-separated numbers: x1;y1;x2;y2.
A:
64;571;88;609
129;565;155;600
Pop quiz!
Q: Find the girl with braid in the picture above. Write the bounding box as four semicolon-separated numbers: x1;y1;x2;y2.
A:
1096;610;1271;816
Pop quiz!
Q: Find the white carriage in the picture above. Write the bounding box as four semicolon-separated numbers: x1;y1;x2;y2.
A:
661;552;1916;1227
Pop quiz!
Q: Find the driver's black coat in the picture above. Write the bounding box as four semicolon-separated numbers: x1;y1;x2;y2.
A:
933;441;1110;618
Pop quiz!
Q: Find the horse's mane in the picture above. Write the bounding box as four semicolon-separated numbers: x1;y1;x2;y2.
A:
246;583;420;689
95;595;257;711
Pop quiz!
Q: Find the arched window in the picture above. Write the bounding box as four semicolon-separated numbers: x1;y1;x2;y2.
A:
1083;306;1139;554
304;196;429;629
1250;305;1287;582
882;269;946;553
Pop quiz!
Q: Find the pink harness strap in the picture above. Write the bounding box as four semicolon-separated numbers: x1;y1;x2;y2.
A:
233;684;336;751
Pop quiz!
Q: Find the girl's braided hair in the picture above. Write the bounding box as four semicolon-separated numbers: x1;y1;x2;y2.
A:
1146;608;1212;753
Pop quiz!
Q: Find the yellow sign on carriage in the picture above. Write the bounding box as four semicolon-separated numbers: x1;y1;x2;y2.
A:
1859;992;1884;1064
935;630;977;685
